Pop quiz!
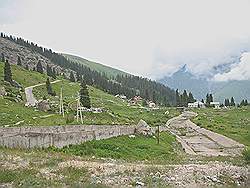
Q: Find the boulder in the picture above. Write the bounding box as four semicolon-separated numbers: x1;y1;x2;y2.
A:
0;87;7;96
136;119;154;136
37;100;51;112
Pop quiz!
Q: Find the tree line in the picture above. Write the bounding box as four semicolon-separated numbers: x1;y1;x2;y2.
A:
175;89;195;107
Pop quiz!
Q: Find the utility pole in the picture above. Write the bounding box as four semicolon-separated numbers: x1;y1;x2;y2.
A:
59;85;64;117
76;94;83;124
157;124;160;145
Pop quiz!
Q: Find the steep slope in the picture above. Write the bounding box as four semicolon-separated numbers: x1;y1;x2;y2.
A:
0;37;65;75
0;62;178;127
64;53;129;78
0;33;176;105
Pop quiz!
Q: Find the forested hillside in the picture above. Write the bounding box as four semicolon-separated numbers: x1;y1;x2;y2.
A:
0;33;176;105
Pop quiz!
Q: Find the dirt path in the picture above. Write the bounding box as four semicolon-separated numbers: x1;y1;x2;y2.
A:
25;80;61;106
166;111;245;156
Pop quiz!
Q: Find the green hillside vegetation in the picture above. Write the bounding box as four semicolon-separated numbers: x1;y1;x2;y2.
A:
192;107;250;146
64;54;129;78
0;62;178;127
50;132;183;163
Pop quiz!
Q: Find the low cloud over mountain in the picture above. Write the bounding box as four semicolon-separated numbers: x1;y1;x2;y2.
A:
213;52;250;81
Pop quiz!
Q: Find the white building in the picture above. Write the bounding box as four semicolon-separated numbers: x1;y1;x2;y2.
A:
148;101;156;108
210;102;220;109
188;101;205;108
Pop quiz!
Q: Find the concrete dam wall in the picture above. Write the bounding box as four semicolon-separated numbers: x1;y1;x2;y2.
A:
0;125;136;149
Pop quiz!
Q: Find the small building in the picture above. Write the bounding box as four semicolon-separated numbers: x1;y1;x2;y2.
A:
188;101;205;108
210;102;220;109
115;94;127;100
148;101;156;108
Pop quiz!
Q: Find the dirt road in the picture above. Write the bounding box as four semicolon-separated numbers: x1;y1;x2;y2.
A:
25;80;61;106
166;111;245;156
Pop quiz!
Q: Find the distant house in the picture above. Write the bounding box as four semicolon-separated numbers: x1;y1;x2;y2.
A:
148;101;156;108
115;94;127;100
210;102;220;109
128;96;143;106
188;101;205;108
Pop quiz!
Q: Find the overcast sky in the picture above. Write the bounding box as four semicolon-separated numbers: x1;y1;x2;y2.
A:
1;0;250;80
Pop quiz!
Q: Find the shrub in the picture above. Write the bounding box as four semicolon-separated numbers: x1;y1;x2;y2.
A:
242;147;250;164
196;122;202;126
66;114;74;124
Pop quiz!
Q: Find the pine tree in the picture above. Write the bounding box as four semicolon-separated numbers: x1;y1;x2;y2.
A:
46;78;56;96
79;80;91;108
230;97;235;106
4;60;12;83
36;61;43;74
201;99;204;103
245;99;248;106
182;90;188;106
17;56;22;66
205;93;210;107
209;94;213;103
69;72;75;82
176;89;180;107
76;72;82;82
188;92;195;103
224;98;230;107
52;68;57;79
1;53;5;62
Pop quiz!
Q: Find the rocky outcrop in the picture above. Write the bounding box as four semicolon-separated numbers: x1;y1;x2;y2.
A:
37;100;51;112
0;87;7;96
136;119;155;136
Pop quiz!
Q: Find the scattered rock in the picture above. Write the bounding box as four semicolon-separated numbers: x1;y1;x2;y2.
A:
136;119;154;136
36;100;50;111
135;181;145;186
0;87;7;96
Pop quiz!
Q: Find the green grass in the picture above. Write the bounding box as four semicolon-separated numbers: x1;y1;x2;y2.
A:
0;62;48;87
0;148;101;187
0;61;179;127
64;53;130;78
51;133;183;163
192;107;250;146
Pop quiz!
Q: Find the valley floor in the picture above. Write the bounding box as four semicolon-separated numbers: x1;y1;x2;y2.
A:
1;111;249;187
0;147;249;187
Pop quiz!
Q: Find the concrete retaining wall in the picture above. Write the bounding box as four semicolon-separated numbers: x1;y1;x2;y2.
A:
0;125;136;149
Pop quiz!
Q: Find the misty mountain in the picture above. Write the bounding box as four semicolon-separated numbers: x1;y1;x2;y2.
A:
159;64;250;103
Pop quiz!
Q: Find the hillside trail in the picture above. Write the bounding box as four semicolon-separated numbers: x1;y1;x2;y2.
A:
166;111;245;156
25;80;61;106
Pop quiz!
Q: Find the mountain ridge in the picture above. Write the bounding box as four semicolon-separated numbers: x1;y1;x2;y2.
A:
159;65;250;103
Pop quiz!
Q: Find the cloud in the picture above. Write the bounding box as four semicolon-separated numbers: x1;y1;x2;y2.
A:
213;52;250;81
1;0;250;80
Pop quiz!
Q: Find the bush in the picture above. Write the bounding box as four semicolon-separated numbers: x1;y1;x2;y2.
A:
196;122;202;126
66;114;74;124
242;147;250;164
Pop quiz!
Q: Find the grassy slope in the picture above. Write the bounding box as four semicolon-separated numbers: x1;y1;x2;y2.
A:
192;107;250;146
51;132;183;163
33;79;179;126
0;62;178;126
0;62;48;87
64;54;130;78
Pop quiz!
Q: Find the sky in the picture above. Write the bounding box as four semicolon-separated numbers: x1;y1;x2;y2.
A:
1;0;250;81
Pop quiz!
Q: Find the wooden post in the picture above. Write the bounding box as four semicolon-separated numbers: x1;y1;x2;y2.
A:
157;124;160;145
59;86;64;117
76;95;83;124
